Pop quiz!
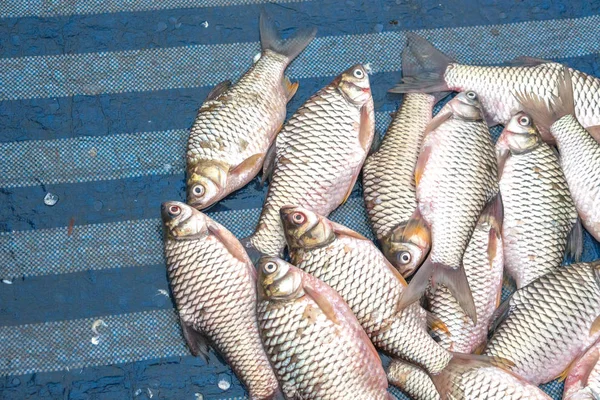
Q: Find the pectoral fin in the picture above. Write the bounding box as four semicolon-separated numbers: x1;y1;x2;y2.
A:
304;284;339;325
181;322;211;363
283;76;299;101
229;153;264;181
587;125;600;145
205;80;232;101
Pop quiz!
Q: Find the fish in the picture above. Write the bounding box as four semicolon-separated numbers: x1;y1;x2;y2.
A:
186;12;316;210
564;338;600;400
495;111;580;288
389;33;600;144
484;261;600;385
160;201;280;399
242;63;375;260
280;205;453;375
256;256;392;400
426;201;504;353
362;92;438;277
516;66;600;243
397;90;500;324
387;360;441;400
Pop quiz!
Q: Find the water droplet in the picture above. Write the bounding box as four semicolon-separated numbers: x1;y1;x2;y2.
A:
2;279;13;285
157;289;170;297
194;394;203;400
201;21;209;28
253;53;262;64
93;201;103;211
89;147;97;157
91;337;100;345
374;24;384;33
156;22;167;32
134;389;142;397
217;375;231;391
44;192;59;206
147;388;154;398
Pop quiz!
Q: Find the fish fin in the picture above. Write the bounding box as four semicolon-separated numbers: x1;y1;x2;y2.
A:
496;144;510;179
566;217;584;262
205;80;231;101
260;142;278;187
590;315;600;337
388;33;453;93
283;76;299;101
489;295;513;337
303;284;339;325
515;65;574;133
473;341;487;355
396;254;435;311
207;220;254;269
481;194;504;268
259;10;317;63
447;352;515;371
432;264;478;325
340;170;360;205
587;125;600;145
556;356;580;382
359;102;375;153
582;350;600;387
414;141;433;187
401;208;431;247
331;222;370;241
180;322;211;363
369;131;382;155
229;153;264;181
240;236;267;265
496;287;502;308
426;311;450;337
508;56;553;67
424;107;453;137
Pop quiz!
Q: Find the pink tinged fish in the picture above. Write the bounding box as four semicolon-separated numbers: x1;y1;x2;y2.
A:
387;360;441;400
242;64;375;260
484;261;600;385
256;257;392;400
516;66;600;243
564;338;600;400
160;201;281;399
186;12;316;210
389;33;600;144
396;90;500;325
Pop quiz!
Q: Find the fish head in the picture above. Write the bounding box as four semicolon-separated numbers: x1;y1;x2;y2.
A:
337;64;372;105
499;112;541;154
280;205;334;250
382;223;430;278
186;161;229;210
161;200;208;239
257;256;303;301
449;90;485;121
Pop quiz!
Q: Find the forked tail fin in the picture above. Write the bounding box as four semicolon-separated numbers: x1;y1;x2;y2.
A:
259;10;317;64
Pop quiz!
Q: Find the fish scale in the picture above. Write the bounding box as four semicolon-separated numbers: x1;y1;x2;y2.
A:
484;261;600;385
162;205;280;400
247;67;374;257
498;134;577;288
564;339;600;399
362;93;435;241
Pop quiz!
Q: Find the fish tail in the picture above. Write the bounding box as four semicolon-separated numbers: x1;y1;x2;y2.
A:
515;65;575;133
395;254;436;312
388;33;454;95
566;216;584;262
431;263;478;326
240;236;267;265
446;352;515;372
259;10;317;64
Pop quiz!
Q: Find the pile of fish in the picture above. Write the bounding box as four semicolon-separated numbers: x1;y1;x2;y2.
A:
159;11;600;400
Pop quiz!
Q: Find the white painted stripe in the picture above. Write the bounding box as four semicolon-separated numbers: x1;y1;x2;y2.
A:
0;0;313;18
0;113;392;188
0;197;373;279
1;15;600;101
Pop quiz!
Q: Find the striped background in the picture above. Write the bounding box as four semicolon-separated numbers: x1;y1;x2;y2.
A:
1;1;600;399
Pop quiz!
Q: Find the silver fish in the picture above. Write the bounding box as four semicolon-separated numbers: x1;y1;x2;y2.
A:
243;64;375;260
517;66;600;243
256;257;392;400
496;111;579;288
397;90;499;324
387;360;441;400
186;12;316;210
161;201;280;399
564;338;600;400
484;261;600;385
362;93;437;276
389;33;600;144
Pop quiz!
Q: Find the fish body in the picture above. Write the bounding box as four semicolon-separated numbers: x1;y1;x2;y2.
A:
564;339;600;400
161;201;280;399
390;34;600;143
256;257;391;400
427;207;504;353
362;93;436;275
484;261;600;385
398;91;499;324
281;206;452;374
387;360;441;400
496;112;579;288
186;13;316;209
244;64;375;259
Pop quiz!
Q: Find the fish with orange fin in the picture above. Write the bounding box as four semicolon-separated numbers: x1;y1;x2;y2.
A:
186;12;316;210
256;256;392;400
396;90;500;324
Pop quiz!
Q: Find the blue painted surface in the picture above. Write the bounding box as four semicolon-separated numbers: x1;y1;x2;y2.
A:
1;1;599;399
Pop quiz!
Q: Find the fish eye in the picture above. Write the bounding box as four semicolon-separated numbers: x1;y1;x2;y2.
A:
169;205;181;215
518;115;530;126
466;91;477;100
353;68;364;78
292;212;306;225
397;251;411;265
192;185;205;197
263;261;278;274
